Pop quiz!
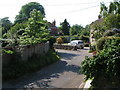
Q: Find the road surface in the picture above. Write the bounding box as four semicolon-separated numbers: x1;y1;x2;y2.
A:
3;47;92;89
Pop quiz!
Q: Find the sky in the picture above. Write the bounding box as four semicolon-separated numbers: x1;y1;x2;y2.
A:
0;0;113;27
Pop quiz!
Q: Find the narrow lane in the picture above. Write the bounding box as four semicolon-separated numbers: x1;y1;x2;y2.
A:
3;47;92;88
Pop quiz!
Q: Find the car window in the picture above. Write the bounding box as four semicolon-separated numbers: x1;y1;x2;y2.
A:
78;41;83;44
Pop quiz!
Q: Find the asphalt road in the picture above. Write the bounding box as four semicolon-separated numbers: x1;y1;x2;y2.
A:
3;47;92;89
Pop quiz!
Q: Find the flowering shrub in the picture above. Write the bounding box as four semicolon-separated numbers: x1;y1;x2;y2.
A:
56;37;63;44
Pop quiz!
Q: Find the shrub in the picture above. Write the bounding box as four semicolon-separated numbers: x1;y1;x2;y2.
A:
89;43;96;52
103;30;115;36
81;37;120;88
48;36;56;49
56;37;63;44
60;36;69;43
3;49;60;81
70;37;76;41
96;36;120;51
96;37;107;51
79;35;89;43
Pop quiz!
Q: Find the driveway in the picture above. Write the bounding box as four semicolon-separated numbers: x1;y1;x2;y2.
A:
3;47;92;88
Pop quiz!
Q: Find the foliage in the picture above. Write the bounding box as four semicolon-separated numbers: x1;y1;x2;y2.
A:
3;23;27;41
103;30;116;36
79;35;89;43
19;9;49;46
70;24;84;35
3;49;60;81
91;19;105;40
56;37;63;44
70;25;90;42
96;37;108;51
0;17;12;35
15;2;45;23
48;36;56;49
2;49;14;54
94;32;120;51
103;13;120;30
89;44;96;52
59;36;70;43
99;1;120;18
81;37;120;87
60;19;70;35
91;1;120;40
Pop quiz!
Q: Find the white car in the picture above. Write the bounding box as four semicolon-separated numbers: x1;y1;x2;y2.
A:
68;40;84;49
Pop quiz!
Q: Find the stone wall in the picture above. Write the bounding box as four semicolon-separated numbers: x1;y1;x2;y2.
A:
53;44;77;50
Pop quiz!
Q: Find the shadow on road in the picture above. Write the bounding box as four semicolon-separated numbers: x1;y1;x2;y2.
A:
57;52;80;60
3;60;82;88
3;50;84;88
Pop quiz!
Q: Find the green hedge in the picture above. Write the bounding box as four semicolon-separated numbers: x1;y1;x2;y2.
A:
81;37;120;88
3;49;60;81
96;36;120;51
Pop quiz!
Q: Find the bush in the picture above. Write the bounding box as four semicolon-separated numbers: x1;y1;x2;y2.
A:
96;37;107;51
79;35;89;43
56;37;63;44
103;30;115;36
70;37;76;41
96;36;120;51
3;49;60;81
81;37;120;88
59;36;70;43
89;43;96;52
48;36;56;49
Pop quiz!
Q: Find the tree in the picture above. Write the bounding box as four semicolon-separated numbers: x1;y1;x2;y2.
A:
0;17;12;34
91;19;105;40
103;13;120;30
91;1;120;40
99;2;108;18
60;19;70;35
15;2;45;23
70;24;84;35
19;9;49;45
99;1;120;18
99;1;120;30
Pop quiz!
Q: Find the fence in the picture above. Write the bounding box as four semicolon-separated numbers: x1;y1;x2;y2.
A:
2;41;49;65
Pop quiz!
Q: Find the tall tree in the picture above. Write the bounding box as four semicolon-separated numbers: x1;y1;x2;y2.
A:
99;2;108;18
91;1;120;40
14;2;45;23
60;19;70;35
99;1;120;18
0;17;12;34
20;9;49;45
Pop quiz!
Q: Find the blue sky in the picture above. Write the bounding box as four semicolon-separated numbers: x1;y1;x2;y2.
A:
0;0;113;27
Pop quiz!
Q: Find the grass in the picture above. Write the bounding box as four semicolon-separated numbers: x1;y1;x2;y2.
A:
2;49;60;81
61;43;68;45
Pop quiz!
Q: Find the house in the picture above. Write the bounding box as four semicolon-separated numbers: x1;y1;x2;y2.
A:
47;20;58;36
89;18;103;45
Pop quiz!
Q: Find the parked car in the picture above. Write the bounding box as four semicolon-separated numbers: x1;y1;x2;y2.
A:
68;40;84;49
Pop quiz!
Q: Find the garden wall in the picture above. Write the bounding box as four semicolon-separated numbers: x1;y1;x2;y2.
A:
53;44;77;50
2;41;49;65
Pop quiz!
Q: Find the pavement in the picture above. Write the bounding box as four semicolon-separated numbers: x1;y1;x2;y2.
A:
79;80;92;89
